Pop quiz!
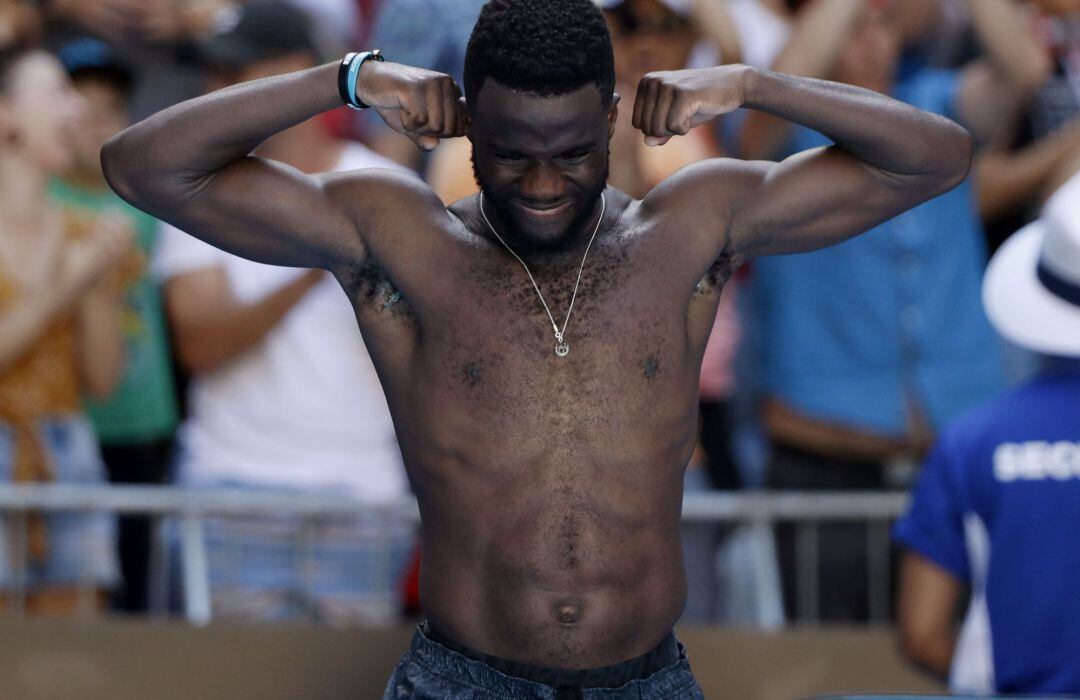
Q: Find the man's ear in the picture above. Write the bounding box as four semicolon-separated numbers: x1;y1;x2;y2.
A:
462;96;472;142
608;93;621;139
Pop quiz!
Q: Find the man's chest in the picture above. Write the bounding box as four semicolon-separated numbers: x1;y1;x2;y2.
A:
341;236;729;409
418;265;698;426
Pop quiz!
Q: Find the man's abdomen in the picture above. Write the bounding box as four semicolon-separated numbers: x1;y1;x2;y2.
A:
415;478;689;670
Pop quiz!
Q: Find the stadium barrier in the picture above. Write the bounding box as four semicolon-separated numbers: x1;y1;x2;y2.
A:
0;485;908;626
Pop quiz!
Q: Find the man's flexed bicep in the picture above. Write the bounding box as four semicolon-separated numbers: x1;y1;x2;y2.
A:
725;144;962;258
102;58;466;270
117;154;367;269
634;66;972;263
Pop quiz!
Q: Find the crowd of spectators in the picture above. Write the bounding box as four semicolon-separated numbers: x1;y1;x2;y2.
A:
1;0;1078;692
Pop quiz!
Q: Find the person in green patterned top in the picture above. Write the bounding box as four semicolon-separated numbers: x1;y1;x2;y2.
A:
51;37;178;612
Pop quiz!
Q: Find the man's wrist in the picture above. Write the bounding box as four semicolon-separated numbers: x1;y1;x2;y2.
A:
737;65;770;112
726;64;759;111
353;58;382;110
339;50;385;110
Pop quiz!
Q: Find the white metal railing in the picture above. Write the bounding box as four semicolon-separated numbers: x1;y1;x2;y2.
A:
0;485;908;625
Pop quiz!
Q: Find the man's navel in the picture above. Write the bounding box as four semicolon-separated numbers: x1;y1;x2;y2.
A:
556;603;582;625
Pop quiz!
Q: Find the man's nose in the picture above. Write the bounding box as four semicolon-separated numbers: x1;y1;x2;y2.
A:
520;163;567;202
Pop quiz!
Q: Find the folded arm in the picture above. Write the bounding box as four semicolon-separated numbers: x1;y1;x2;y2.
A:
638;65;971;271
100;60;466;273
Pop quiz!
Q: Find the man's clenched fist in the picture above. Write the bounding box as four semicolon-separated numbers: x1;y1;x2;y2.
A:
358;61;469;151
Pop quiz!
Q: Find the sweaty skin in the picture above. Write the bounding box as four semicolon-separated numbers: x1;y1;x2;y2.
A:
374;185;728;667
101;59;971;668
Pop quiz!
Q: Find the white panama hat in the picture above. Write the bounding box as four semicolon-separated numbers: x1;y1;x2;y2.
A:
983;171;1080;357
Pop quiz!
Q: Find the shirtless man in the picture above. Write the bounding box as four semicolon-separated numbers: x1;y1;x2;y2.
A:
101;0;972;696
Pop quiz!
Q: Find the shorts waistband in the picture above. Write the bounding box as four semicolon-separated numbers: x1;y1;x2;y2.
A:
418;621;680;690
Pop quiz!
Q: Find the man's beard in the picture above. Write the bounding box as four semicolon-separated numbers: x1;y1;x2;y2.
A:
472;150;610;254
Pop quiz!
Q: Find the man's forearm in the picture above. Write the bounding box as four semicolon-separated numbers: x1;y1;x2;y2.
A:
741;68;971;180
103;62;342;201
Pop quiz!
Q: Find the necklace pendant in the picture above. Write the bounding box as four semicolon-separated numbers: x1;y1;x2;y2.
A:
554;331;569;358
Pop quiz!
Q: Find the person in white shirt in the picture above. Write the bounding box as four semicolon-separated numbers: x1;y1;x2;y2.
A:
156;0;415;624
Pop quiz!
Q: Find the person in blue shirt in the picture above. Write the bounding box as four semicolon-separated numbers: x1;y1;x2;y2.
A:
362;0;486;172
894;171;1080;695
737;0;1050;622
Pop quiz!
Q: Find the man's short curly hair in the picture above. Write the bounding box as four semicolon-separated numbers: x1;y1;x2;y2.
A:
464;0;615;109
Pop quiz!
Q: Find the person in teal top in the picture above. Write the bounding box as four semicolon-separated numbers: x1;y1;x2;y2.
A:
48;180;178;445
52;37;179;612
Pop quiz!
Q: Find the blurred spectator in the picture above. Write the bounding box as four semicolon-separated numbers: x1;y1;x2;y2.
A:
0;0;42;47
362;0;486;171
976;1;1080;253
51;36;180;613
283;0;359;56
1024;0;1080;139
156;0;415;625
740;0;1050;622
0;43;129;613
41;0;240;120
894;171;1080;695
723;0;797;71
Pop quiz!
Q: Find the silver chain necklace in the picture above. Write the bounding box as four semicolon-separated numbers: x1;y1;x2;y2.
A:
479;191;606;358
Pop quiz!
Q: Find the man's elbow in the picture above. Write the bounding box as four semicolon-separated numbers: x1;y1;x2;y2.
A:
101;127;179;210
923;124;974;197
100;131;142;205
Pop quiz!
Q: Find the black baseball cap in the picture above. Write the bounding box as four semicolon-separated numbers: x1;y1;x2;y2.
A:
56;37;135;95
197;0;318;70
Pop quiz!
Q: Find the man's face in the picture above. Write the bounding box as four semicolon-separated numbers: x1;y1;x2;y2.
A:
469;80;616;252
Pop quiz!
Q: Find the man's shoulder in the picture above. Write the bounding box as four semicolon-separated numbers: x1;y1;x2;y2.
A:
639;157;759;219
322;163;445;222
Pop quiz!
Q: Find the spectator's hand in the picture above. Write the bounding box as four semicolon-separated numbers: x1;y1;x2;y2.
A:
0;0;43;47
132;0;189;43
359;61;469;151
48;0;144;43
62;212;135;294
633;66;747;146
179;0;239;41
